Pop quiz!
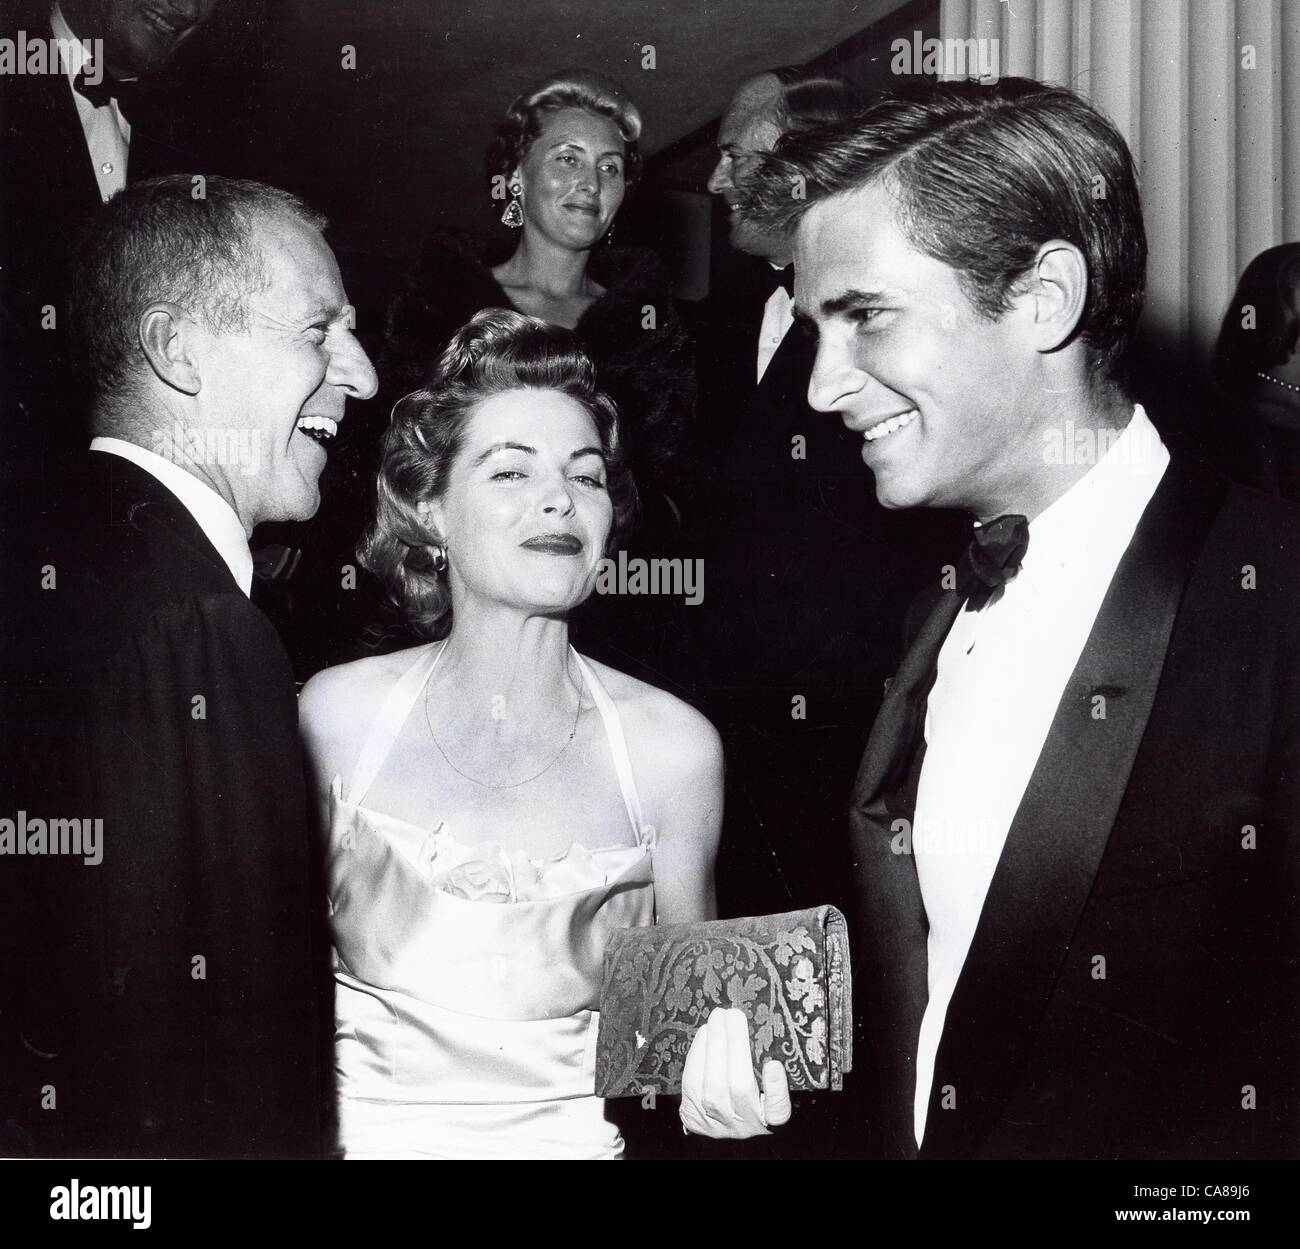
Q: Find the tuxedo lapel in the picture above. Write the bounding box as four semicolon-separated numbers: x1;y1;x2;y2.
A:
854;589;962;816
754;322;813;417
0;52;103;251
919;462;1228;1158
731;326;829;476
849;586;963;1158
23;33;103;211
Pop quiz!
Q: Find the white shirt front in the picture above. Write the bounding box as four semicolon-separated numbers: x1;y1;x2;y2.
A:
52;1;131;202
756;280;795;384
90;436;254;597
911;405;1169;1148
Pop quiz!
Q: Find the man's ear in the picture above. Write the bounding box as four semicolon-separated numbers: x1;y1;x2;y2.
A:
139;302;202;395
753;118;782;154
1022;241;1089;354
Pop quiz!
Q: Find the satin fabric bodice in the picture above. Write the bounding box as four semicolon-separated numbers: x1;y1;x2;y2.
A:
327;643;656;1159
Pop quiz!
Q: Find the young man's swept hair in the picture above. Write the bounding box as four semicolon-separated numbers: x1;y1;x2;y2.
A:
739;77;1147;385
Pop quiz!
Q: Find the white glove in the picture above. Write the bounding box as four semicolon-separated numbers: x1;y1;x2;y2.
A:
679;1007;793;1138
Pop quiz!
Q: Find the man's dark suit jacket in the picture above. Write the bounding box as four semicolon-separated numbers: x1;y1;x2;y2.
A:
0;13;99;481
0;6;257;480
692;258;962;920
0;451;333;1157
851;457;1300;1159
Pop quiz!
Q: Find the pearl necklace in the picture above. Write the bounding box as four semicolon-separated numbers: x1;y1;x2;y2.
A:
423;642;584;790
1256;371;1300;394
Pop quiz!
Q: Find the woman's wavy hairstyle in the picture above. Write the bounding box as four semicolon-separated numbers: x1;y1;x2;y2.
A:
486;68;644;190
1214;243;1300;393
360;308;639;641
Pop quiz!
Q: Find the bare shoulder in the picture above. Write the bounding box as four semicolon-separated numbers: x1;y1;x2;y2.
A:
298;645;434;774
582;659;723;894
581;657;723;782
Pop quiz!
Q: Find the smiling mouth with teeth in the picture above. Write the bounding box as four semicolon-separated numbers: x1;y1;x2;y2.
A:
142;9;188;39
296;415;339;444
862;409;919;443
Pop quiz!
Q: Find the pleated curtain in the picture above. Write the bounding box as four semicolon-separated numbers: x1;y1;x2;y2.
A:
938;0;1299;374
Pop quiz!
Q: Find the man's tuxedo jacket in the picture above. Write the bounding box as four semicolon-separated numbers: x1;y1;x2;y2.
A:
0;7;253;473
0;452;334;1157
0;15;100;476
851;458;1300;1159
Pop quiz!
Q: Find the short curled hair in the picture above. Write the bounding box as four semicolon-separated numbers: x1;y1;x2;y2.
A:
360;308;639;641
1214;243;1300;393
486;68;644;189
68;174;327;404
739;77;1147;384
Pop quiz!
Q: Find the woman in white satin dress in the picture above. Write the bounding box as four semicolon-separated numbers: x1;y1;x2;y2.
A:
299;309;722;1159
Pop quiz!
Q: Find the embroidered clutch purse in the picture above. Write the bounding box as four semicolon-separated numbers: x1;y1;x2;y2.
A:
594;905;853;1097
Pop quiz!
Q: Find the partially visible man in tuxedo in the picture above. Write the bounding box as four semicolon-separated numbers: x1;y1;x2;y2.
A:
696;67;961;924
0;0;224;486
735;77;1300;1158
0;175;378;1157
700;66;863;455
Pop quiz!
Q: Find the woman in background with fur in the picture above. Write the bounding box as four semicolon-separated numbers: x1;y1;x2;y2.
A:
381;69;700;695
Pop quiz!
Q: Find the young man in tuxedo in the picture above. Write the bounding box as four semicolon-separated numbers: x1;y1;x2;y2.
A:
706;77;1299;1159
696;67;961;928
0;175;378;1157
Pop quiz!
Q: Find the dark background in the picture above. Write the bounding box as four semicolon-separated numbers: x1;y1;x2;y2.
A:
94;0;941;327
0;0;1238;660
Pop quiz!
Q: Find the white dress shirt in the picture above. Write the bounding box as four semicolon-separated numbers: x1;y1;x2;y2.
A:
756;274;795;384
911;405;1169;1147
52;2;131;201
91;436;254;597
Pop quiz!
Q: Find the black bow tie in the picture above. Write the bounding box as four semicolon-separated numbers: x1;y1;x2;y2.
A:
766;264;795;299
73;69;146;123
957;513;1029;610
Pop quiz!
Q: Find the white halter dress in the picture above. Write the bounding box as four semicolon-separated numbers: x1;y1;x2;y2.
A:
326;644;656;1158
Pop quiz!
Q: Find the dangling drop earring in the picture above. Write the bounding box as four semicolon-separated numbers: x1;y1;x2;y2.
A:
417;502;449;574
603;217;616;246
501;184;524;229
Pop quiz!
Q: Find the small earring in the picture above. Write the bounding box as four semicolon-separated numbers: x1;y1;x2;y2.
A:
501;186;524;229
604;217;616;246
431;545;448;574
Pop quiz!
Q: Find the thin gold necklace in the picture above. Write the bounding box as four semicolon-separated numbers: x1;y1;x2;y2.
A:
423;642;584;790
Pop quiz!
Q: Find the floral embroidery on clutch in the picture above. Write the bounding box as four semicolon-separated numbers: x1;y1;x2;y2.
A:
594;906;853;1096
